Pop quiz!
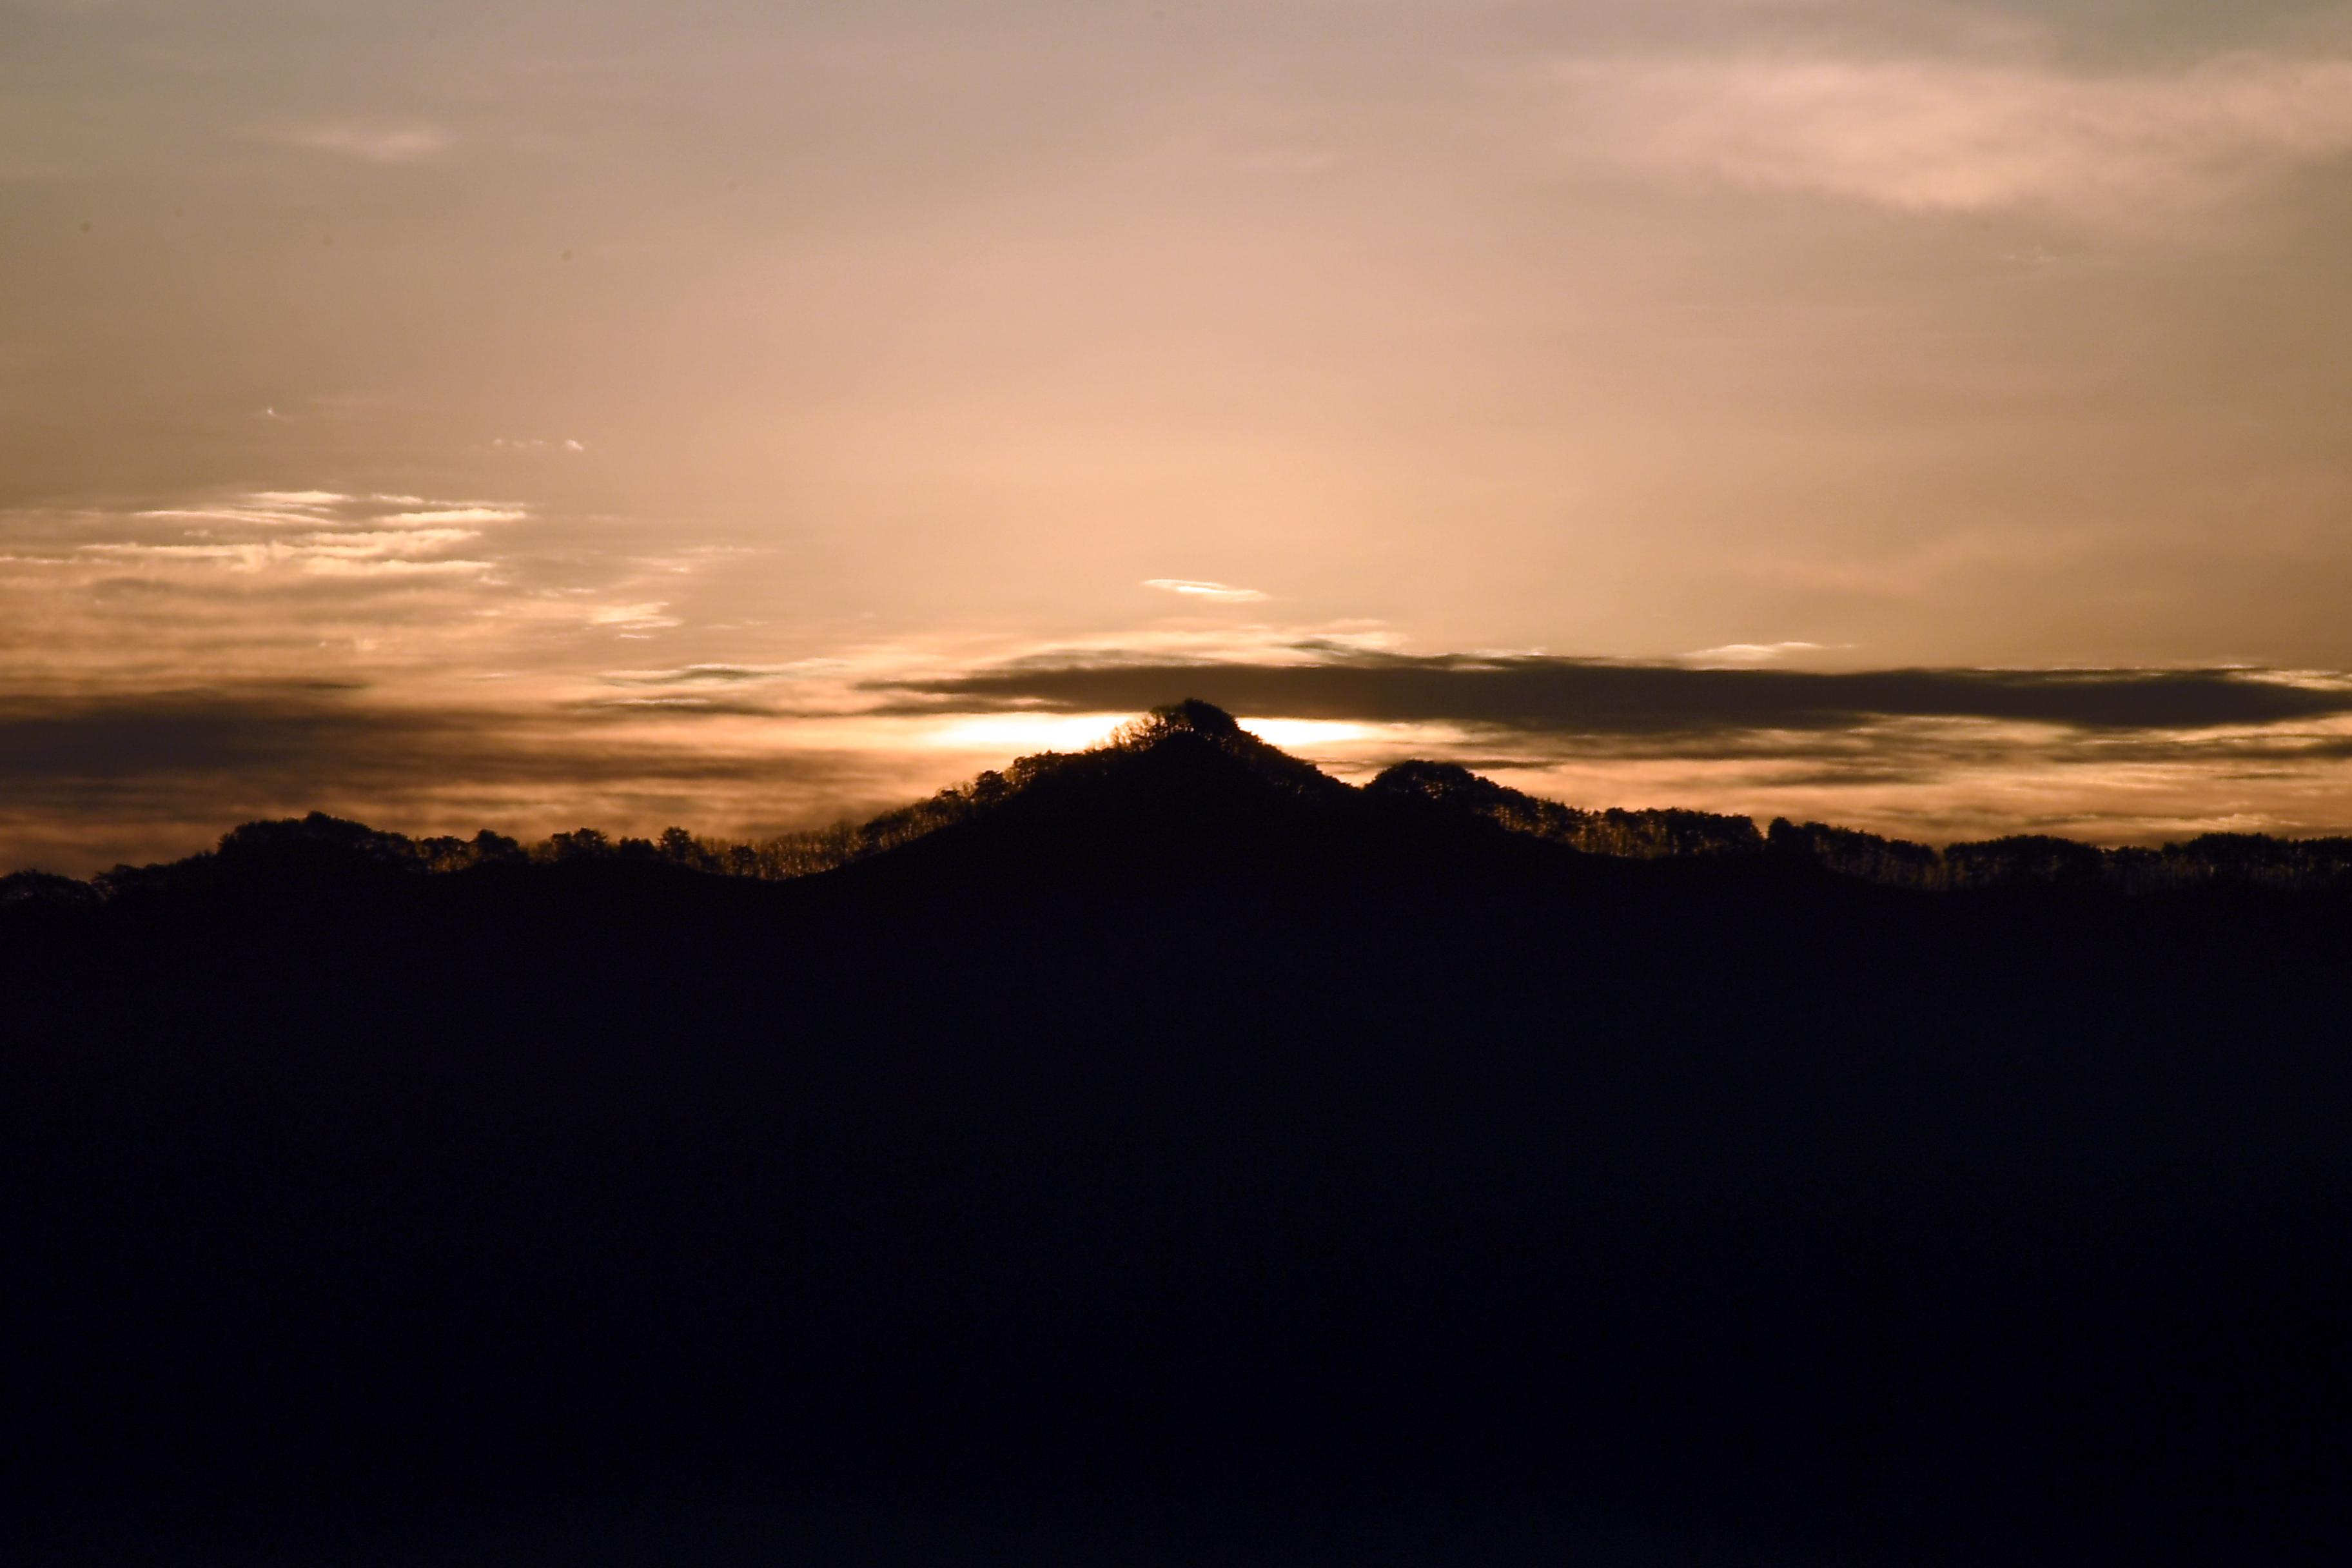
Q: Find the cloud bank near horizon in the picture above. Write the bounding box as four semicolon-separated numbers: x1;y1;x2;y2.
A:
875;650;2352;736
14;644;2352;876
10;3;2352;868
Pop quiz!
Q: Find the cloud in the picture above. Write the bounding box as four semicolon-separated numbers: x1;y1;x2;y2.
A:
11;648;2352;875
601;662;833;687
295;528;484;557
487;437;589;455
379;507;529;527
1143;578;1268;603
130;494;520;531
873;648;2352;737
1687;642;1827;666
81;543;273;568
136;505;332;529
297;557;497;578
1560;53;2352;224
855;643;2352;845
0;486;573;686
587;602;681;631
288;125;456;164
72;493;521;577
0;685;426;787
0;685;909;876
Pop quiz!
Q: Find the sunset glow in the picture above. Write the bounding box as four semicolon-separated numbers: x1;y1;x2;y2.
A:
6;2;2352;870
15;10;2352;1554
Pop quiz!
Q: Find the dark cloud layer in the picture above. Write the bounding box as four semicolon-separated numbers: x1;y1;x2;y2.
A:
15;651;2352;875
0;685;905;874
874;651;2352;738
0;685;410;787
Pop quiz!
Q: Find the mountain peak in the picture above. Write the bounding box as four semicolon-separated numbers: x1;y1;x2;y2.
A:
1090;700;1342;799
1106;698;1250;747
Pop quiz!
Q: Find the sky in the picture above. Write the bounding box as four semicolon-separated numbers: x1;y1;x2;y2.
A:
7;0;2352;871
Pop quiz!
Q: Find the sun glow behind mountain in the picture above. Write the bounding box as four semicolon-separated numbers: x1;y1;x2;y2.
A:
8;2;2352;872
926;712;1369;755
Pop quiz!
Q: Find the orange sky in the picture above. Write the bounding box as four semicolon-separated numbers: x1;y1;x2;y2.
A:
7;1;2352;871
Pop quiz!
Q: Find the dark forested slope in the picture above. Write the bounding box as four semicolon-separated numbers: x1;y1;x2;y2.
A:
8;703;2352;1563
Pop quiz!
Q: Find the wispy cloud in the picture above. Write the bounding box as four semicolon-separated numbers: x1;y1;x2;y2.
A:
136;506;337;529
132;493;520;531
1687;642;1828;666
380;508;529;527
1143;578;1268;603
75;492;522;576
587;602;681;631
601;662;839;687
487;437;589;455
0;684;906;876
247;491;350;507
288;125;456;164
1560;53;2352;225
0;486;564;689
83;540;473;571
297;556;498;578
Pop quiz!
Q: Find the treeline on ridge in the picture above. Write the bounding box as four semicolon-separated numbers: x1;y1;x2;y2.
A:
1374;758;2352;892
8;703;2352;903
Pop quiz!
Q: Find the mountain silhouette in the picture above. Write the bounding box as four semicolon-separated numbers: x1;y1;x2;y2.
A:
820;701;1605;905
11;699;2348;904
848;698;1369;873
8;702;2352;1563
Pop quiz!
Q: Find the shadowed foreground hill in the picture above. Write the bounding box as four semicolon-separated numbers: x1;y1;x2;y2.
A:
9;703;2352;1563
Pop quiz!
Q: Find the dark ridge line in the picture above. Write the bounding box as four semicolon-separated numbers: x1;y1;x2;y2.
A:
6;700;2352;902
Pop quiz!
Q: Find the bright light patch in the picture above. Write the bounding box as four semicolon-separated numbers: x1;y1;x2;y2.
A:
1686;641;1826;667
1142;578;1267;603
588;602;678;629
925;712;1366;754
